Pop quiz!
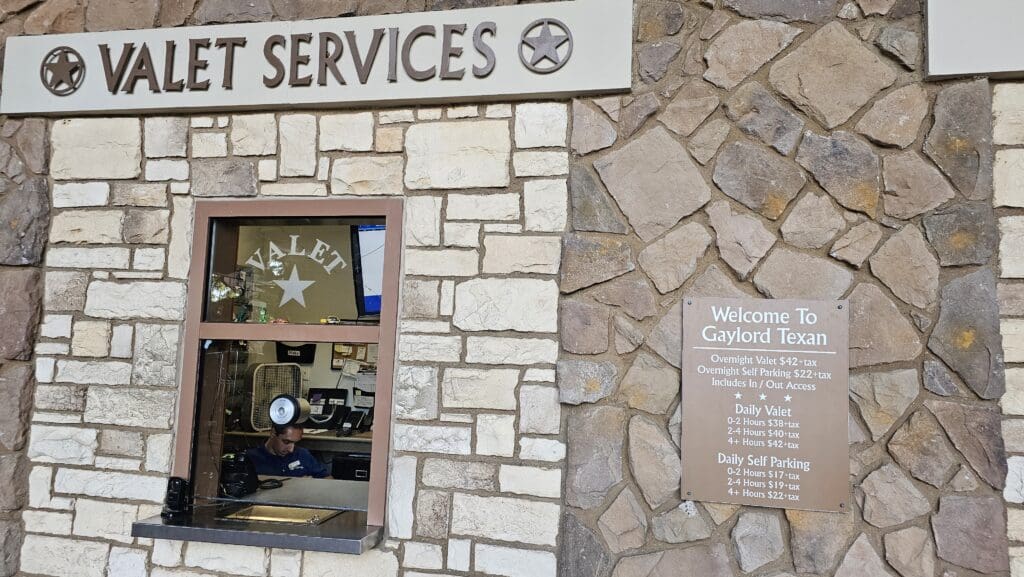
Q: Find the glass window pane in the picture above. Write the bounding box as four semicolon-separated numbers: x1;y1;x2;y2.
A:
204;218;386;325
191;340;377;514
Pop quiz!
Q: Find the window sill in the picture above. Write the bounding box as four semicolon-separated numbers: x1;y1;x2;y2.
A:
132;510;382;555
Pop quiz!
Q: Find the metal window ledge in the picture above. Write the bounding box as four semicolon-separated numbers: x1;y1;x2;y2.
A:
132;509;382;555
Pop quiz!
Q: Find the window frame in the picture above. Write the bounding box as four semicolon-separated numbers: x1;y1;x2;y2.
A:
171;198;404;528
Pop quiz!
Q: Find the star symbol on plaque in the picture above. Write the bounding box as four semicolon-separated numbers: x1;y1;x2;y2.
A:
759;393;767;401
519;18;573;74
784;395;793;402
734;392;742;400
273;266;316;308
40;47;86;97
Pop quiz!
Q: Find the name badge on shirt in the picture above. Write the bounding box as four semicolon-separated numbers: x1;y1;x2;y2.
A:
288;460;301;471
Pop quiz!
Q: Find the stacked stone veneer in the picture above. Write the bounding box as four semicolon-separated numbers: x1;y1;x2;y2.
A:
12;102;568;577
997;83;1024;574
557;1;1013;577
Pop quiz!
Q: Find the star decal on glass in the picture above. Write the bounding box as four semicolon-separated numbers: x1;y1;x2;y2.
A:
40;47;86;97
273;266;316;308
519;18;573;74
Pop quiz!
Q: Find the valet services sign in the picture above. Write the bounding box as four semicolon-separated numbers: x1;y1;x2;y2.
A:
0;1;632;115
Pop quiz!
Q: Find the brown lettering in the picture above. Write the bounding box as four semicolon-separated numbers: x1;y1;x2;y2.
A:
264;35;287;88
440;24;466;80
318;32;345;86
387;27;399;83
187;38;212;91
289;33;313;87
162;40;185;92
99;43;136;95
472;22;496;78
123;43;160;94
345;28;385;85
401;25;437;81
215;37;246;89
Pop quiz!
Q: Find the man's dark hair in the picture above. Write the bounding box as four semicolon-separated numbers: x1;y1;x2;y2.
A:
272;423;304;436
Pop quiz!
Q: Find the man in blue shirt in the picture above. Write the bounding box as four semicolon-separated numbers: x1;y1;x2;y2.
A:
246;424;329;478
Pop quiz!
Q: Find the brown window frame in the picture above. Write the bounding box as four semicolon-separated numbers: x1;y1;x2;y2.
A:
171;198;403;528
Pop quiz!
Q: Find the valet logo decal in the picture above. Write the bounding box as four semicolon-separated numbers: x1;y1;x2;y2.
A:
40;46;86;96
244;235;348;308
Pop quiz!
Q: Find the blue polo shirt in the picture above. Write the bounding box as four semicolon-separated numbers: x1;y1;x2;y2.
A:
245;445;329;478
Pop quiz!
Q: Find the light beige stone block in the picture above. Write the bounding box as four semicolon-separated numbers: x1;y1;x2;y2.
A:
450;493;560;545
320;112;374;151
393;424;471;455
519;385;560;435
28;466;73;510
84;281;186;320
302;549;399;577
453;278;559;332
446;193;520;221
23;510;73;535
1005;319;1024;363
54;468;165;502
375;126;404;152
50;210;124;244
168;196;194;279
191;132;228;158
27;424;97;465
476;414;515;457
406;196;443;246
997;149;1024;208
523;179;568;232
482;236;561;274
71;320;111;357
271;549;302;577
515;103;568;148
399;335;462;363
73;498;137;543
47;247;130;269
40;315;72;339
1003;217;1024;278
475;544;557;577
53;182;110;208
20;535;110;577
995;84;1024;145
84;387;175;428
442;368;519;410
112;183;167;207
1004;368;1024;415
56;360;131;385
279;114;317;177
403;542;443;570
52;118;141;179
145;159;189;181
231;114;278;156
405;249;479;277
261;182;328;196
513;151;568;177
466;337;558;365
144;117;188;158
519;437;565;462
331;156;404;196
499;465;562;498
184;542;267;576
444;222;480;247
405;121;511;189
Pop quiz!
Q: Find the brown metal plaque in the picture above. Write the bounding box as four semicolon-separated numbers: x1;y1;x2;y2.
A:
681;297;850;512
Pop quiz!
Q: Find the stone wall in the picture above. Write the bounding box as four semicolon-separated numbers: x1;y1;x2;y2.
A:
0;0;1020;576
557;1;1011;577
18;103;568;577
996;83;1024;573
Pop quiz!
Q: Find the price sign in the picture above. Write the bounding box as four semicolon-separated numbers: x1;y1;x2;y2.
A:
681;297;849;512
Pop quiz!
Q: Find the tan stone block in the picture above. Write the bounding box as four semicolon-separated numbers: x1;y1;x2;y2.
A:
71;320;110;357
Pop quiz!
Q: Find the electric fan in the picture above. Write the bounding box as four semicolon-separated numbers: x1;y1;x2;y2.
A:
247;363;303;431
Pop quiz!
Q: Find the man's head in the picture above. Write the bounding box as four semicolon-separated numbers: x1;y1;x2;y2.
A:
266;424;304;457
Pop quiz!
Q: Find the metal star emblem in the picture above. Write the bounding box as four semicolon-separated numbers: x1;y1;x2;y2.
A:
40;47;85;96
273;266;316;308
520;18;573;74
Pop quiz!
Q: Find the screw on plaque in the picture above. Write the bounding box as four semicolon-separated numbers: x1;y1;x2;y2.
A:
687;300;693;305
837;304;843;310
839;502;845;508
686;491;692;496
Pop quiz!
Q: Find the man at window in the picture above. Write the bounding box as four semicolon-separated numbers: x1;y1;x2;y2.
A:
246;424;329;478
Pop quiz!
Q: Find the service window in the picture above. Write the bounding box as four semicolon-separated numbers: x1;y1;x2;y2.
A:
134;199;402;553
